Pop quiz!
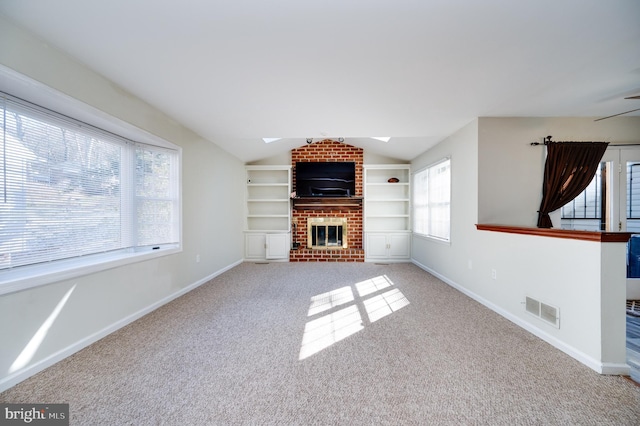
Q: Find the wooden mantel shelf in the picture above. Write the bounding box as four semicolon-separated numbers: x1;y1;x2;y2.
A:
292;197;363;211
476;224;632;243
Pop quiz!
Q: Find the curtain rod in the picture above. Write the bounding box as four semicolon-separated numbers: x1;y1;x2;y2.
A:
529;136;633;146
530;136;554;146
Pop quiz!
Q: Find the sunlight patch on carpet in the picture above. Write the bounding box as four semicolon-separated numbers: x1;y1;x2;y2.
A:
355;275;393;297
307;286;354;316
363;288;410;323
299;275;409;360
299;305;363;360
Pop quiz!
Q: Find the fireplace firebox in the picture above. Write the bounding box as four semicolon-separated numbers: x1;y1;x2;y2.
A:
307;217;348;249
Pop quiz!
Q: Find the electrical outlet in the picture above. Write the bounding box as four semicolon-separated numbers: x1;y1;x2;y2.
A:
196;254;201;263
491;269;497;279
468;260;473;270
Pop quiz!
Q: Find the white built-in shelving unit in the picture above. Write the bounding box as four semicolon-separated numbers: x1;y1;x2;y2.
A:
364;164;411;261
244;165;291;260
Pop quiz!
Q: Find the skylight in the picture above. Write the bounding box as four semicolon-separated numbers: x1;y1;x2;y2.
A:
371;137;390;142
262;138;281;143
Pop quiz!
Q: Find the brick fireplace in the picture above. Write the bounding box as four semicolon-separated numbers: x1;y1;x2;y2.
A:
290;139;364;262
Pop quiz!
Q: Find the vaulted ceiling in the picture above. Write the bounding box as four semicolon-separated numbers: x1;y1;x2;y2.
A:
1;1;639;162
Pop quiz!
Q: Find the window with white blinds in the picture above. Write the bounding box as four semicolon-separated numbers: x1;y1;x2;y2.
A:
413;158;451;241
0;93;180;275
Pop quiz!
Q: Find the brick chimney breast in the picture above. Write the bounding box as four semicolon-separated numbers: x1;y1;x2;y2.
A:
290;139;364;262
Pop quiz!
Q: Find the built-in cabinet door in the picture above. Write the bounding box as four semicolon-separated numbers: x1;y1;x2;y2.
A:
245;233;266;259
365;233;389;259
266;233;290;260
388;233;410;259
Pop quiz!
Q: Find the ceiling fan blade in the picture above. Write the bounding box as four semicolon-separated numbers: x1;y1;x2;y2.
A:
625;95;640;99
594;107;640;122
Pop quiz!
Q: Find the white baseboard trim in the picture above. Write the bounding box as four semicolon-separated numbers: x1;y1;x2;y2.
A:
0;258;243;393
411;259;630;377
600;363;632;376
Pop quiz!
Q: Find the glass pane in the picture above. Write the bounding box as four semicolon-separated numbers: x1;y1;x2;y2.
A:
317;226;326;246
135;148;178;246
328;226;337;245
560;162;604;231
629;162;640;218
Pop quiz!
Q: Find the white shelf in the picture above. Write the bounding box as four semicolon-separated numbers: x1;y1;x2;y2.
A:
367;214;410;218
365;166;410;184
364;164;411;233
366;199;410;202
366;218;411;232
366;182;409;186
245;166;291;233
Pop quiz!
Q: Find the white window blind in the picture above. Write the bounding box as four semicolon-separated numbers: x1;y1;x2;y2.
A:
0;93;179;272
413;158;451;241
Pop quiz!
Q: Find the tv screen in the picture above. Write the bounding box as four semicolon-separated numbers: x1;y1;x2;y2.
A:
296;162;356;197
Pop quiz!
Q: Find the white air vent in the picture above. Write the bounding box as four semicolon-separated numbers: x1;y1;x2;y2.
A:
525;296;560;328
525;296;540;316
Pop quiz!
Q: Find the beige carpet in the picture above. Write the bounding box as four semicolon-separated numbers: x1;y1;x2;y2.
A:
2;262;639;425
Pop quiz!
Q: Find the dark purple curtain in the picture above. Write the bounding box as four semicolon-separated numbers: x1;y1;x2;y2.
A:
537;141;608;228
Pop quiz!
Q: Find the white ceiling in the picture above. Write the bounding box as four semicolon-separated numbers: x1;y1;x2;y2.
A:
1;0;639;162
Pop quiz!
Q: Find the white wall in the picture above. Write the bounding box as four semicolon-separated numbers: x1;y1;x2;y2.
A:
411;119;479;288
363;151;407;165
249;152;291;166
250;147;406;166
412;117;640;374
0;16;245;391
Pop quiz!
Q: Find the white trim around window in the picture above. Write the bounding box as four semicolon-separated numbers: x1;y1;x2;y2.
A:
412;157;451;242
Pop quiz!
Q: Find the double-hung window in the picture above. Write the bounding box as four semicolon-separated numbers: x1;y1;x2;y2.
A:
413;158;451;241
0;92;180;292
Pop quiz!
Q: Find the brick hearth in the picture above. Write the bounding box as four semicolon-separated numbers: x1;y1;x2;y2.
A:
290;139;364;262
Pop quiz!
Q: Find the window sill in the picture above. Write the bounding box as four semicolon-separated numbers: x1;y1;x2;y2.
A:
412;232;451;245
0;245;182;296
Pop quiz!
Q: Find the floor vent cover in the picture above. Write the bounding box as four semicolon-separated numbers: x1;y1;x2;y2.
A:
525;296;560;328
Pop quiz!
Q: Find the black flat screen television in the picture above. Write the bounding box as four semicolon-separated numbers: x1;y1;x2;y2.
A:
295;162;356;197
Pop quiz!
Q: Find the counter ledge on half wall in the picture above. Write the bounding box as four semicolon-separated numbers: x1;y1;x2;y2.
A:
476;224;632;243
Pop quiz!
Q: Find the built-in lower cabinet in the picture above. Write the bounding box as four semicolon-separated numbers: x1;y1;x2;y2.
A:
245;233;290;261
364;232;411;262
